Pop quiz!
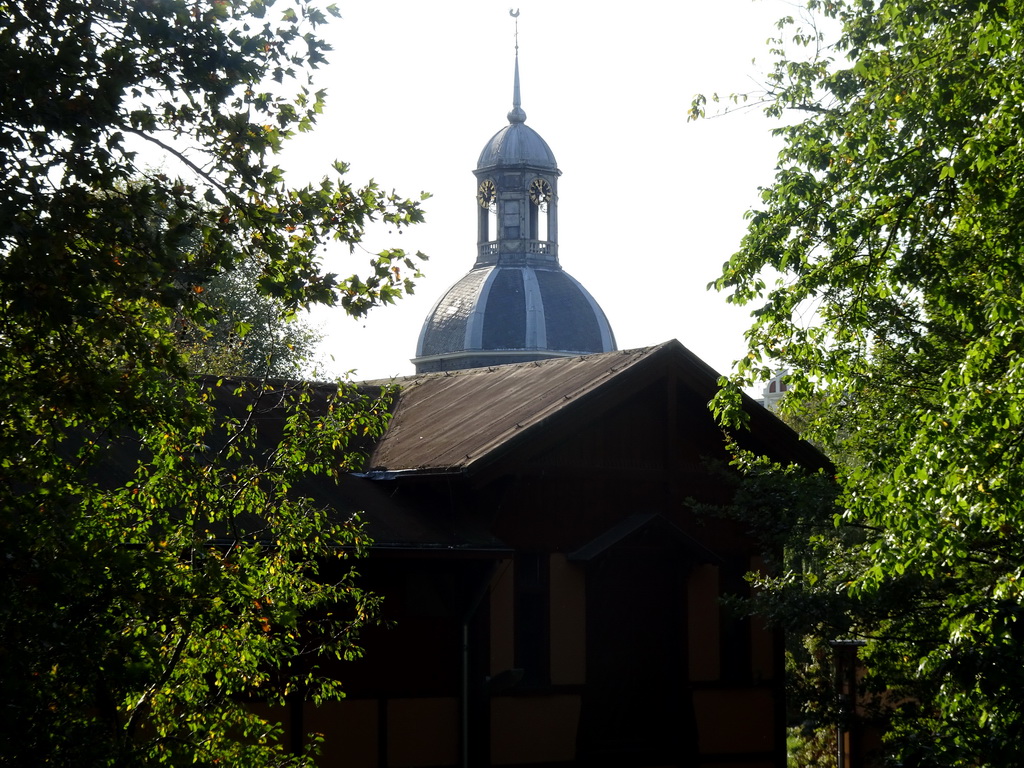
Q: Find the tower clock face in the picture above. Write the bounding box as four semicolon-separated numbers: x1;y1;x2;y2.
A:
529;178;553;207
477;179;497;210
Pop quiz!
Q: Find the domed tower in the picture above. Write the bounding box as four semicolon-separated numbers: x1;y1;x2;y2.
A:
412;49;616;374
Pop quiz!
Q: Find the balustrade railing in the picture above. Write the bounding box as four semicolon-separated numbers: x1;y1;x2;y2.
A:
477;241;557;261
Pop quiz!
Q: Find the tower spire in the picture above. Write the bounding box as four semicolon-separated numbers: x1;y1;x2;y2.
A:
508;9;526;124
411;8;616;373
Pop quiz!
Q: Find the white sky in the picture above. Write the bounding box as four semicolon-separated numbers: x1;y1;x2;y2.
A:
283;0;799;381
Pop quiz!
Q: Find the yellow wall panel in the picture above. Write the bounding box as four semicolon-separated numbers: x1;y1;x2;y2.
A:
491;694;581;765
687;564;720;681
693;688;776;755
305;698;378;768
387;697;458;767
549;553;586;685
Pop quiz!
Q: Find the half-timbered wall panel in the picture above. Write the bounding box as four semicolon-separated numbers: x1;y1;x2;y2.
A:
490;694;581;765
387;697;459;767
549;553;586;686
306;699;378;768
693;687;776;755
688;563;721;682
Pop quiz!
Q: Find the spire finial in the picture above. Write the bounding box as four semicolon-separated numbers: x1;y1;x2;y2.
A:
507;9;527;124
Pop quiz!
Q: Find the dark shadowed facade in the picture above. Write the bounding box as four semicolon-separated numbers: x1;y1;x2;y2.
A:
264;342;826;767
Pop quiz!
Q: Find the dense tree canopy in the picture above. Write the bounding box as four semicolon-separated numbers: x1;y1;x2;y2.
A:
177;258;324;377
694;1;1024;764
0;0;424;764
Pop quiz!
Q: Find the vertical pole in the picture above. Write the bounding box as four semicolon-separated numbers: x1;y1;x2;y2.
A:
462;621;470;768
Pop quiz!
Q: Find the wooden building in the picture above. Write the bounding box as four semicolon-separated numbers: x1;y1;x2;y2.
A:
274;36;825;768
280;340;823;767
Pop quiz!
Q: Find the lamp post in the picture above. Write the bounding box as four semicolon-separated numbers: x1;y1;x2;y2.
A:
830;639;865;768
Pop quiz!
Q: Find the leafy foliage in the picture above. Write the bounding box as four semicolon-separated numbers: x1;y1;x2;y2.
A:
693;1;1024;764
5;378;391;766
177;258;324;378
788;715;838;768
0;0;424;764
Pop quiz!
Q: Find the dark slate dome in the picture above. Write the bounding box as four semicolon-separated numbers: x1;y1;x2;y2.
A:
477;121;557;171
413;265;616;373
411;46;616;375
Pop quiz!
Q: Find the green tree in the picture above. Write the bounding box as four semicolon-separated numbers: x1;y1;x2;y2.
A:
693;1;1024;765
0;0;424;764
178;258;324;378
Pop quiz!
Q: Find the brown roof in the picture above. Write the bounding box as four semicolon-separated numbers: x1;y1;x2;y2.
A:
363;340;824;476
364;344;672;474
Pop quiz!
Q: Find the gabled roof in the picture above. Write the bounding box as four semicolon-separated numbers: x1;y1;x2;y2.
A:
363;340;825;477
366;344;665;475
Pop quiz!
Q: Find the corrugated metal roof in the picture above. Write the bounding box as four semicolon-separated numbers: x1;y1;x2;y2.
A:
365;344;673;474
366;339;828;478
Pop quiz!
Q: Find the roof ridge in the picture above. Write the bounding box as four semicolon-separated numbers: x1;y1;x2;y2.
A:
360;344;673;389
365;343;679;474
